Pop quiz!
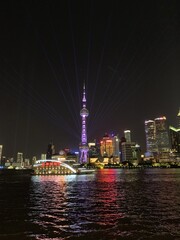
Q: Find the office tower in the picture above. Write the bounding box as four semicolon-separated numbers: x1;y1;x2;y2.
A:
121;142;134;162
144;120;157;153
100;133;113;157
17;152;23;167
169;110;180;161
46;142;55;159
124;130;131;143
79;83;89;163
154;116;170;152
121;142;141;164
169;126;180;153
0;145;3;165
112;135;120;158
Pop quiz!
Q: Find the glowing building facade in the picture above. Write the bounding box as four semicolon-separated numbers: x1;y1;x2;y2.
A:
100;133;113;157
169;110;180;154
154;116;170;152
121;142;141;164
79;84;89;163
124;130;131;143
145;120;157;154
169;126;180;153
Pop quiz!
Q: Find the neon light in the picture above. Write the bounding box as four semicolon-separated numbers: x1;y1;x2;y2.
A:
79;83;89;163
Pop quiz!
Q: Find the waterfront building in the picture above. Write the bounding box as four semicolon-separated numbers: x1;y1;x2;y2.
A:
124;130;131;143
112;135;120;163
154;116;170;153
24;159;30;167
169;126;180;153
132;143;141;165
100;133;113;158
121;142;135;163
144;120;157;154
79;83;89;163
12;152;24;168
17;152;23;164
46;142;55;159
88;141;100;157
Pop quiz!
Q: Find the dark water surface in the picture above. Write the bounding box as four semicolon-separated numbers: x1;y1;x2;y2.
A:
0;168;180;240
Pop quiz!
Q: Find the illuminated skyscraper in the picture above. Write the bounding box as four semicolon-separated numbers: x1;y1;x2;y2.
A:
144;120;157;153
169;126;180;153
121;142;141;164
169;109;180;154
154;116;170;152
17;152;23;167
112;135;120;158
100;133;113;157
124;130;131;143
79;83;89;163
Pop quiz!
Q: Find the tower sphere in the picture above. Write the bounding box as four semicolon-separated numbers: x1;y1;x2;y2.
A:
80;108;89;117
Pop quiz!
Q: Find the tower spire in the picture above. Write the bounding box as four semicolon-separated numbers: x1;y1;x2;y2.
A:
79;83;89;163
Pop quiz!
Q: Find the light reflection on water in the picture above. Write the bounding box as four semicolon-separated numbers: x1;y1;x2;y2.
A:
0;168;180;239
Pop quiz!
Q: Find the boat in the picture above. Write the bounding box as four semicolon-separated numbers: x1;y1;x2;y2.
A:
32;159;95;175
76;167;95;174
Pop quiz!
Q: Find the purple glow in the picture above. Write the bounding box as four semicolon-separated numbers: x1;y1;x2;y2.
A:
79;84;89;163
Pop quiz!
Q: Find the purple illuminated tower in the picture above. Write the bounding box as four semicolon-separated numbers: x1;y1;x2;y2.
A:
79;83;89;163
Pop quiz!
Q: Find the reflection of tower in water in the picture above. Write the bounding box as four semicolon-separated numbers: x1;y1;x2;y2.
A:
79;84;89;164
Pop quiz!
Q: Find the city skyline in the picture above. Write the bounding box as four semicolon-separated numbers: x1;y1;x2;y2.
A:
0;1;179;158
0;110;179;160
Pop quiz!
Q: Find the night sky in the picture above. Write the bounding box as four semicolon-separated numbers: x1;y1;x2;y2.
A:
0;0;179;159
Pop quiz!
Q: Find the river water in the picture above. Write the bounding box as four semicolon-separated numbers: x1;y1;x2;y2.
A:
0;168;180;240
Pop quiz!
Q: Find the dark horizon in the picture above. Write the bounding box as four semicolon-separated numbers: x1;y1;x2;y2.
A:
0;0;179;159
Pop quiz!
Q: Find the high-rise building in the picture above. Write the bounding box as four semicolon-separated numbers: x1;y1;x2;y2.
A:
124;130;131;143
46;142;55;159
169;110;180;162
169;126;180;153
121;142;141;165
79;83;89;163
121;142;134;162
112;135;120;158
16;152;23;167
144;120;157;153
100;133;113;157
154;116;170;152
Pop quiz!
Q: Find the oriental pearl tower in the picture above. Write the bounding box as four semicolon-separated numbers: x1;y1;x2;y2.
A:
79;83;89;164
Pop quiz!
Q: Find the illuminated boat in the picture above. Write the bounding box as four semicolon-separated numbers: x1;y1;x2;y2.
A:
33;159;77;175
72;164;96;174
33;160;96;175
76;167;96;174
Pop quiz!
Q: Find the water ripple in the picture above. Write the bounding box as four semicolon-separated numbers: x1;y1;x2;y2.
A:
0;169;180;239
